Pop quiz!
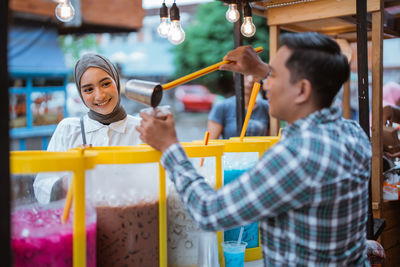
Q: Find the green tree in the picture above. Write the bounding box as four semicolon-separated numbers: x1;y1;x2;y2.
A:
59;34;100;70
172;1;269;95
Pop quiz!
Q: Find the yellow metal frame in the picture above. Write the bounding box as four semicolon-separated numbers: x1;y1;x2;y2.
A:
10;149;98;267
230;130;282;147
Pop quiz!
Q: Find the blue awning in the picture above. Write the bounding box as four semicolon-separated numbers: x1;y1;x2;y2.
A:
8;25;70;77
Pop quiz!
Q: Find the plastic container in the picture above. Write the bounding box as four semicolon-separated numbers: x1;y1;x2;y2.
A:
81;146;168;267
180;139;272;266
166;143;224;267
219;139;270;264
383;183;399;200
10;150;98;267
223;151;259;249
12;200;97;267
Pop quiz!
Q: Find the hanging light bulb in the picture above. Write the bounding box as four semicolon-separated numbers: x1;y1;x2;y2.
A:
157;2;170;38
241;2;256;37
55;0;75;22
168;2;185;45
225;2;240;23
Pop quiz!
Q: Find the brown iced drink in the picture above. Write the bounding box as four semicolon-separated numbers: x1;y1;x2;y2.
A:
96;201;159;267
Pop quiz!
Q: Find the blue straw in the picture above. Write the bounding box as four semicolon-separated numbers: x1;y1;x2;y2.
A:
237;226;244;244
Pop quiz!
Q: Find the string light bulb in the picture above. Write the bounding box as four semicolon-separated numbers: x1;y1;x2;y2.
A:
157;2;170;38
225;3;240;23
168;2;185;45
55;0;75;22
241;2;256;37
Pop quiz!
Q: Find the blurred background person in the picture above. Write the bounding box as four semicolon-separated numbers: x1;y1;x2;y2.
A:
207;74;270;139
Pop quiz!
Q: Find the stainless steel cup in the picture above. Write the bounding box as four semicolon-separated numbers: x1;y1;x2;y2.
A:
125;79;163;107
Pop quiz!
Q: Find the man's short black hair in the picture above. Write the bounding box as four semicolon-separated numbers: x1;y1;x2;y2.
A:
280;32;350;108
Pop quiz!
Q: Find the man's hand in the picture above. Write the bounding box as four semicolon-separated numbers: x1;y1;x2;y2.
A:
219;45;270;81
136;112;179;153
384;151;400;159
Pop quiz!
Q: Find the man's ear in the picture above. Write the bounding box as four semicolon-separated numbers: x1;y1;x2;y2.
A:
294;79;312;104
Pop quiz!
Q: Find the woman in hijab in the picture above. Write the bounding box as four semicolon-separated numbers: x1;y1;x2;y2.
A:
49;53;140;150
34;54;141;203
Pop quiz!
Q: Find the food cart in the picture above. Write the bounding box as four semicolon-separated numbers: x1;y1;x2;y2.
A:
4;0;400;266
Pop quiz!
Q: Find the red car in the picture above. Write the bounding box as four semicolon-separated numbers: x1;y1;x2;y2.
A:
175;85;216;112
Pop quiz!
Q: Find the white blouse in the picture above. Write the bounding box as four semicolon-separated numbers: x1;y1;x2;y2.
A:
47;114;141;151
33;115;142;203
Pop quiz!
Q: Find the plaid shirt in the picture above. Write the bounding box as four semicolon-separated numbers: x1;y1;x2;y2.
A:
161;107;372;266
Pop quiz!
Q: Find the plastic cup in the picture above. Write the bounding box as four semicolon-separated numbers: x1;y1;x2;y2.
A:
221;241;247;267
140;105;171;117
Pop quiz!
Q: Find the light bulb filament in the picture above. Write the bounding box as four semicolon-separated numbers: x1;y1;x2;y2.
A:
55;0;75;22
225;4;240;23
241;17;256;37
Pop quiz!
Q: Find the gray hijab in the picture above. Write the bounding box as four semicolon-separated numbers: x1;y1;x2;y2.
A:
74;53;126;125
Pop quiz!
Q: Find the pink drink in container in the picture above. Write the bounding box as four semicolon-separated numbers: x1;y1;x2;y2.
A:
12;202;96;267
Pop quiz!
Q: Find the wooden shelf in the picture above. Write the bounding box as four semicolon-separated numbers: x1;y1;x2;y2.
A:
253;0;400;41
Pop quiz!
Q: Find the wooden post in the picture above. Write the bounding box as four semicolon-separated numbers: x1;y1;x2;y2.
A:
269;25;280;136
371;4;384;220
342;79;351;119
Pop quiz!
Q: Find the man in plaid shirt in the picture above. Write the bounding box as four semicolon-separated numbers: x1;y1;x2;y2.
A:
137;32;372;266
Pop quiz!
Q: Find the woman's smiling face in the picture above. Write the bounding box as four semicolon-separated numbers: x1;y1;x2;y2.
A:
80;67;119;115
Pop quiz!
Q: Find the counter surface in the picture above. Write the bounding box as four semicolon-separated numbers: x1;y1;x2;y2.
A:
245;259;264;266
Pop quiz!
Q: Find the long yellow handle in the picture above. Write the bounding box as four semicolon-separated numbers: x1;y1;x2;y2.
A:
240;82;261;141
162;46;263;90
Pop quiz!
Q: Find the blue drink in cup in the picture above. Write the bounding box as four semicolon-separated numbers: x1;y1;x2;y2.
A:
224;168;259;248
221;241;247;267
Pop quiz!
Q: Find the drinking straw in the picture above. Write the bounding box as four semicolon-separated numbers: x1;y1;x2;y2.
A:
61;177;74;224
162;47;263;90
199;131;210;167
239;82;261;141
237;226;244;244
